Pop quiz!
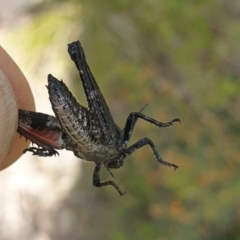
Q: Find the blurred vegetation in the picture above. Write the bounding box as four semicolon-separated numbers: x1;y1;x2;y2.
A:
10;0;240;239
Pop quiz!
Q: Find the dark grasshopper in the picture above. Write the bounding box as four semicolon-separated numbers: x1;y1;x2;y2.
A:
18;41;180;195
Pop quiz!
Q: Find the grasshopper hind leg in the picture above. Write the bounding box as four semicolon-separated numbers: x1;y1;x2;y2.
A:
23;146;59;157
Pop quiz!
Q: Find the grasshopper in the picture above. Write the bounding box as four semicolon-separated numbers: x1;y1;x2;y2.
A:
18;41;180;195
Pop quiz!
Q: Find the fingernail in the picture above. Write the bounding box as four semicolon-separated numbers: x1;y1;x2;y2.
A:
0;70;17;163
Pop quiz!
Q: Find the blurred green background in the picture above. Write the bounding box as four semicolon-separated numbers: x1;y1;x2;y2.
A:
3;0;240;239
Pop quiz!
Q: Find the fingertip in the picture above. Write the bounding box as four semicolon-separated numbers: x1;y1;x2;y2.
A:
0;70;18;166
0;45;35;170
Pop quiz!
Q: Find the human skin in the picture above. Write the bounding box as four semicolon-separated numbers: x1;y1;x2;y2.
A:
0;45;35;170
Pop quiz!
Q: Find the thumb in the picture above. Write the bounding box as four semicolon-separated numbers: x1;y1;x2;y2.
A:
0;46;35;170
0;70;18;163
